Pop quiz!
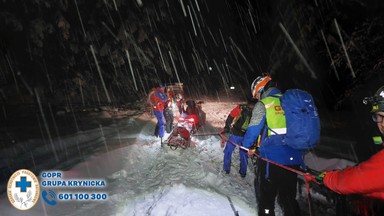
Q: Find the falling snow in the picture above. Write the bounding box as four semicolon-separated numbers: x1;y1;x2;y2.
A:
1;0;384;215
0;101;353;215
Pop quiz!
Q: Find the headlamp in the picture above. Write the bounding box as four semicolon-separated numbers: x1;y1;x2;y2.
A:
363;96;384;112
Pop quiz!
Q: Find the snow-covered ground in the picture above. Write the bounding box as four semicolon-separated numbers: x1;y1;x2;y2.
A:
0;101;354;215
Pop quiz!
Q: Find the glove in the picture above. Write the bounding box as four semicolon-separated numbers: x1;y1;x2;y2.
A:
315;171;327;183
248;146;258;156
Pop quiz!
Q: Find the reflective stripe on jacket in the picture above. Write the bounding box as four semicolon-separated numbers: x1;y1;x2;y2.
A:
258;94;303;166
261;96;287;136
242;87;304;166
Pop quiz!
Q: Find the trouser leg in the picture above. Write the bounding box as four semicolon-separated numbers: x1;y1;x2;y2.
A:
271;164;301;216
257;160;276;216
154;111;165;138
154;123;159;137
223;139;235;172
239;147;248;176
164;110;174;133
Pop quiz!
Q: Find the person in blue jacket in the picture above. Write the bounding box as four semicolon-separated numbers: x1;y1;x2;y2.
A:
222;101;254;178
242;75;303;216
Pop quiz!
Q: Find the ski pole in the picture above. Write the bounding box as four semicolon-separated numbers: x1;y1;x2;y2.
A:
219;133;250;152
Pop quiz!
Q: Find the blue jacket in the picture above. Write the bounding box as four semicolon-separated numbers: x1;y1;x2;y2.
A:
242;87;304;166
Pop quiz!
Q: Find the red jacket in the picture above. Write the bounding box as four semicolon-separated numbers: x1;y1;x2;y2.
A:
229;105;242;118
148;88;167;111
323;149;384;200
225;104;253;137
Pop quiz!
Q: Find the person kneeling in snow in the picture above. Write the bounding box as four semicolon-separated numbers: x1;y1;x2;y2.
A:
222;101;254;178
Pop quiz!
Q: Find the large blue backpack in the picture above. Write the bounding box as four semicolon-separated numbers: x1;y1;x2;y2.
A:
281;89;320;150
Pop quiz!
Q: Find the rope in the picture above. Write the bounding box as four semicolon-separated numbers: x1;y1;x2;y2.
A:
169;128;321;214
219;133;319;180
191;132;222;136
219;132;320;216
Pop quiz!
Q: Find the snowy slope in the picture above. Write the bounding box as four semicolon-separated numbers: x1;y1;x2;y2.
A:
0;101;351;215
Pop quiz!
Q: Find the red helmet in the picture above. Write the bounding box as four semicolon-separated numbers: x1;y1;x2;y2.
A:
251;76;272;98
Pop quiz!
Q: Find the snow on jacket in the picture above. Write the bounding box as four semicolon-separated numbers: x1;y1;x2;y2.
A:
148;88;168;111
242;87;304;166
323;149;384;200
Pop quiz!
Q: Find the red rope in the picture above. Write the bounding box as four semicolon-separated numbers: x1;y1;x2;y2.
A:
219;132;320;216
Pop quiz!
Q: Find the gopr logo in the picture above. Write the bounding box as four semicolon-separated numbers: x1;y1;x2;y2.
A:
7;169;40;210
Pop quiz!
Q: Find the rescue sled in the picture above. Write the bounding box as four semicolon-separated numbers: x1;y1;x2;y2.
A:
163;126;191;150
162;111;202;150
162;99;205;150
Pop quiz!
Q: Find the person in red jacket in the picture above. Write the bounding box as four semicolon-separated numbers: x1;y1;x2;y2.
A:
148;86;168;138
317;85;384;213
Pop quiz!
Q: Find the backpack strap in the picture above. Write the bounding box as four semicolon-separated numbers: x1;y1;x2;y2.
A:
266;125;279;136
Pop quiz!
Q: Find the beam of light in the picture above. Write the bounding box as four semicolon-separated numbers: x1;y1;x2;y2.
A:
125;50;138;91
155;37;167;71
179;0;187;17
207;27;218;47
213;59;229;96
90;45;111;103
78;79;85;106
229;45;243;71
187;5;197;36
194;0;200;12
279;23;317;79
102;21;119;41
74;0;87;38
190;2;201;31
34;88;59;162
146;9;153;31
103;0;115;27
168;51;181;84
179;51;189;78
193;49;204;70
188;32;196;51
219;29;228;52
334;19;355;78
248;9;257;34
112;0;118;11
5;55;21;97
321;30;339;81
229;38;254;72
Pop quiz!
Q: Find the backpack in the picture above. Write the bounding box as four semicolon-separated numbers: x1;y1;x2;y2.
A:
233;104;252;133
280;89;320;150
